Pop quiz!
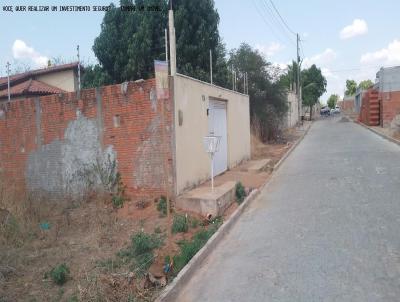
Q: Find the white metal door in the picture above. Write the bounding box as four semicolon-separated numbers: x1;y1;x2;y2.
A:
208;99;228;175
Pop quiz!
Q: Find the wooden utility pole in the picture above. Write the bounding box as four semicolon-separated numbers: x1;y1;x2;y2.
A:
297;33;301;122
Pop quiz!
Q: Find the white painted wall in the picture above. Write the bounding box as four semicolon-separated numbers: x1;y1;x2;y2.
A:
173;74;250;195
37;69;76;92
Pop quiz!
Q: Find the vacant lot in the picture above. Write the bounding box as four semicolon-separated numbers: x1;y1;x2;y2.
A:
0;126;304;301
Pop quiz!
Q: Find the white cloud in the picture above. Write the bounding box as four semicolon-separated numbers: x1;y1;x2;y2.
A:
272;62;289;70
360;39;400;66
340;19;368;39
303;48;337;67
301;49;340;101
321;67;338;80
12;39;48;67
256;42;284;57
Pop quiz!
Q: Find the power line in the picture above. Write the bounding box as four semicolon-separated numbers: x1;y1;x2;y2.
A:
328;64;397;73
259;0;296;47
251;0;290;47
268;0;296;36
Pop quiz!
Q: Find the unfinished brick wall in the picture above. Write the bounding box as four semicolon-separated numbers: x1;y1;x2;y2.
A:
358;89;379;126
341;99;355;113
380;91;400;127
0;79;174;201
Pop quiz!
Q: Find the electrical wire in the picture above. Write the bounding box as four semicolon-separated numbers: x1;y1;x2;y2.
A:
251;0;290;47
268;0;296;36
259;0;296;47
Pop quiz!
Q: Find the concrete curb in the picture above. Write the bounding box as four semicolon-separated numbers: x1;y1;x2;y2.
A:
156;189;260;302
157;123;312;302
273;122;312;171
355;121;400;146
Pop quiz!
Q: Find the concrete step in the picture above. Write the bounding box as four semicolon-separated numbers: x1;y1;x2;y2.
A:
176;181;236;217
240;159;271;173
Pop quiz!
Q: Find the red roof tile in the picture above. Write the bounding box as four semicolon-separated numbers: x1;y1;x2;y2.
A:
0;62;81;88
0;79;65;99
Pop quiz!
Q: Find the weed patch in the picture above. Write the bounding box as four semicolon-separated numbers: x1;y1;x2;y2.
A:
117;231;164;276
235;182;246;204
171;214;188;234
173;219;222;274
47;263;70;285
156;196;168;216
111;195;124;209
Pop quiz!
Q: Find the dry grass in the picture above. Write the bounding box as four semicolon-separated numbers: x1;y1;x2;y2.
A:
251;125;302;163
0;175;134;301
0;174;218;302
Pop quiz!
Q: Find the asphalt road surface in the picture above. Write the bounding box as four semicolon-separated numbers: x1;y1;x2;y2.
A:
175;117;400;302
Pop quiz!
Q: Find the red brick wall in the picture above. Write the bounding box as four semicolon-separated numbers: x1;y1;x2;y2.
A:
380;91;400;127
341;99;355;112
0;79;174;201
358;89;379;126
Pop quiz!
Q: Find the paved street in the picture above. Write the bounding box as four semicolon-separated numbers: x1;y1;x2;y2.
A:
175;117;400;302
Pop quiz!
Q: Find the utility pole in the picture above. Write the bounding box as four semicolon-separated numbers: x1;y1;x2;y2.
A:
231;65;234;90
77;45;81;93
246;72;249;94
296;33;302;122
243;72;245;94
6;62;11;101
210;49;213;85
165;28;168;64
168;1;176;76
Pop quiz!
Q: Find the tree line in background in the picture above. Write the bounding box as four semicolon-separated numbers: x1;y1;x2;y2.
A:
325;79;373;110
81;0;327;142
279;62;327;120
344;79;374;96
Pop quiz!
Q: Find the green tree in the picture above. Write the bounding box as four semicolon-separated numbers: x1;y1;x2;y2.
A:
279;60;299;92
229;43;287;141
358;79;373;90
345;79;357;96
174;0;229;86
93;0;168;84
301;64;327;120
81;64;113;89
327;94;339;109
90;0;229;87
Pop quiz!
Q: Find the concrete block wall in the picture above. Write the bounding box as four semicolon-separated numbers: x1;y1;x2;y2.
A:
0;79;174;201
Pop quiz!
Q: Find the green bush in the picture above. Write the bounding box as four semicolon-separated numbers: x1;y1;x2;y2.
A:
117;231;164;276
154;226;162;234
235;182;246;204
190;217;199;228
173;220;222;274
157;196;168;216
172;214;188;234
49;263;70;285
111;195;124;209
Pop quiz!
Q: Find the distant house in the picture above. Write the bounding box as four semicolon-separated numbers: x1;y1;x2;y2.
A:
0;62;82;101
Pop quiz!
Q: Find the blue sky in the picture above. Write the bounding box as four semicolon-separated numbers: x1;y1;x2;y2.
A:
1;0;400;101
